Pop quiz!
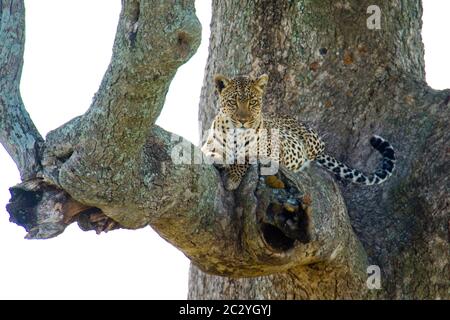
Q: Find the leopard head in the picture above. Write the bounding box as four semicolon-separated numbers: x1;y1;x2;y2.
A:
214;74;268;129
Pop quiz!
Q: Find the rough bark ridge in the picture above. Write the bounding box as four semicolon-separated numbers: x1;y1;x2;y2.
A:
0;0;448;299
191;0;449;299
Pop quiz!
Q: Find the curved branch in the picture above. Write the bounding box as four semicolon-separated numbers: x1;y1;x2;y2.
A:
0;0;43;180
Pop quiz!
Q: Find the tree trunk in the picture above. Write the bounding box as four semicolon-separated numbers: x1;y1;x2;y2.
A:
1;0;448;300
189;0;449;299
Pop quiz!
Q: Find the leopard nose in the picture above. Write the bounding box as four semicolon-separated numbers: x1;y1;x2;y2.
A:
237;116;250;123
235;111;251;123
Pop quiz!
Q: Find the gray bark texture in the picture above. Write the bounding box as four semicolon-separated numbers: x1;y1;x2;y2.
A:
0;0;448;299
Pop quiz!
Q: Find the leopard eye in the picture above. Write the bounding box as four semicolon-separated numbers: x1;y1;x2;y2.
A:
249;99;260;109
223;99;237;110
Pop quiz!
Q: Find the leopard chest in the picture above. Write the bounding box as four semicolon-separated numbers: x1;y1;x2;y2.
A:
212;118;266;160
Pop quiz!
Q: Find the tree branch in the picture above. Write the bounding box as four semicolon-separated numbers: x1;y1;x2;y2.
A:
44;0;202;200
0;0;43;180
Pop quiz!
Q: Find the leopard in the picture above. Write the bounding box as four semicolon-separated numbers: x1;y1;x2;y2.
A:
201;73;396;191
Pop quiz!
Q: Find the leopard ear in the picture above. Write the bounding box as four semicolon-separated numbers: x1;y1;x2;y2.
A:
254;74;269;92
214;74;230;94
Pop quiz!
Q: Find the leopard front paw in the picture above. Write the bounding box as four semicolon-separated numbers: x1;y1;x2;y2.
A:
223;164;248;191
224;177;241;191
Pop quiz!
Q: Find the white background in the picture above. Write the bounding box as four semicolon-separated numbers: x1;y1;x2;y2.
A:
0;0;448;299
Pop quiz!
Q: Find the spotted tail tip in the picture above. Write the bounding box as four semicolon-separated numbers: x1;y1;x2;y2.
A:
370;135;396;160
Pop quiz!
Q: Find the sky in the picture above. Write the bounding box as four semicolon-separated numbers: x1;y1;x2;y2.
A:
0;1;449;299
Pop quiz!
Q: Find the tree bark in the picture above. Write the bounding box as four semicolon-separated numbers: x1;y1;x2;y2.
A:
0;0;448;299
0;0;43;180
